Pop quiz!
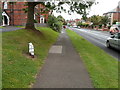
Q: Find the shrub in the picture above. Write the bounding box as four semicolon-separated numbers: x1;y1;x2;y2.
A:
112;20;117;24
47;15;62;32
99;24;102;28
34;20;38;23
108;25;111;29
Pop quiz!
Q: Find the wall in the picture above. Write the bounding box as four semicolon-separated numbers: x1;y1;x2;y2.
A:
1;2;49;26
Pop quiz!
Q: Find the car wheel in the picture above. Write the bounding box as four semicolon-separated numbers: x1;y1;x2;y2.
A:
106;41;111;48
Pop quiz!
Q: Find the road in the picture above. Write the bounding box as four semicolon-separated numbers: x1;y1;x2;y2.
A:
69;27;120;61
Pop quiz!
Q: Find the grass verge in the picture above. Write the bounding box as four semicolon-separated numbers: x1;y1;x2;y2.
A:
66;29;118;88
2;27;59;88
0;26;4;28
15;26;25;28
0;32;2;89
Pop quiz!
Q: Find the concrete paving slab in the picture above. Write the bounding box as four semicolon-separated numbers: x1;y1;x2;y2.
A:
49;45;62;54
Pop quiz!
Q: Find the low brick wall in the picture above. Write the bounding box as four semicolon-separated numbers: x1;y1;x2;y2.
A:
102;28;109;31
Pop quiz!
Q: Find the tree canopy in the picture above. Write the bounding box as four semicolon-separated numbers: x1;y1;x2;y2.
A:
25;1;95;30
88;15;110;26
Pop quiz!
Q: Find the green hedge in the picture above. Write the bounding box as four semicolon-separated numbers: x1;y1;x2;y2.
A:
47;15;62;32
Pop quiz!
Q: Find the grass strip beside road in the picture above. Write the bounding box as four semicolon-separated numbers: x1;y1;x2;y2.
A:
0;32;2;89
15;26;25;28
0;26;4;28
66;29;118;88
2;27;59;88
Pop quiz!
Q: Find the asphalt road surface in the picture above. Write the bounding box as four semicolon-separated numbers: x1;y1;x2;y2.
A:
69;27;120;61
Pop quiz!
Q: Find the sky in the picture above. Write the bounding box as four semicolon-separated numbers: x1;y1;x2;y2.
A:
53;0;120;20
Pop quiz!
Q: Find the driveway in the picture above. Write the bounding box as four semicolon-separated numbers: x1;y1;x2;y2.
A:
0;26;23;32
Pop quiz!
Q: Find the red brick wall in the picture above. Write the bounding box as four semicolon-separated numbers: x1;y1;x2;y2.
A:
113;6;120;22
36;4;49;23
1;2;49;26
13;2;27;25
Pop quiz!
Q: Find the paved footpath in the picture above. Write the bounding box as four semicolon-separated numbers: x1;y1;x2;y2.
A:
0;26;22;32
33;29;93;88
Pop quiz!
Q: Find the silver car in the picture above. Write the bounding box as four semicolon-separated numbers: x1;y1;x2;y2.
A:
106;33;120;50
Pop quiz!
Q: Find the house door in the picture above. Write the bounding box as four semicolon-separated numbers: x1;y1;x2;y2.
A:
40;15;44;23
2;12;10;26
3;15;8;25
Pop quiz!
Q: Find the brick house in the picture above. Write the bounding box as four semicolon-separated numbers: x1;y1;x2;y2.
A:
0;2;50;26
103;1;120;25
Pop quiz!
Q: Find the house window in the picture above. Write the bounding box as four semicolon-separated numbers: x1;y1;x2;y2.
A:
4;2;7;9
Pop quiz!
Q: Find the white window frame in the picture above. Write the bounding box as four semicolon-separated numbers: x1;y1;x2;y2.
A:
2;12;10;26
4;2;8;9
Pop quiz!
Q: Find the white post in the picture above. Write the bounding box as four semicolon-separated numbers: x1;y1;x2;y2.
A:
28;42;34;58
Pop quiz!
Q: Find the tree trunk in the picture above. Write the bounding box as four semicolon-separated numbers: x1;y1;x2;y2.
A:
25;2;36;30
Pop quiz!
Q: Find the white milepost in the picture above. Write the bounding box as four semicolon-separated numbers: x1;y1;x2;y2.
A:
28;42;34;58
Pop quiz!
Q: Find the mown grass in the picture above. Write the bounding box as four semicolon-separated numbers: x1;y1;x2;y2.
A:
0;26;4;28
2;27;59;88
15;26;25;28
0;32;2;89
66;29;118;88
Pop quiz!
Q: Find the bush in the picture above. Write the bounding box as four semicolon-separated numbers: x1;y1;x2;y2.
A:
112;20;117;24
77;22;89;28
99;24;102;28
77;22;82;27
108;25;111;29
47;15;62;32
85;24;89;27
34;20;38;23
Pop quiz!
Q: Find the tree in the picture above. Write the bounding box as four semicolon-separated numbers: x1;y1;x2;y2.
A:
90;15;102;25
25;2;43;30
101;16;110;26
88;15;110;27
25;1;95;30
57;15;64;22
112;20;118;24
47;15;62;32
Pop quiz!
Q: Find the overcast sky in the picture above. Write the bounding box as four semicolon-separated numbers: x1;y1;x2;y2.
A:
53;0;120;20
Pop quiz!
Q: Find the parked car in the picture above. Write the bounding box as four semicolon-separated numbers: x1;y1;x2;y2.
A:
106;33;120;50
109;25;120;35
63;25;66;29
73;25;77;28
77;26;81;29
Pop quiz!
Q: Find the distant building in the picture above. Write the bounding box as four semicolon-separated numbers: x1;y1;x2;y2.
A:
67;19;81;26
0;2;50;26
103;1;120;25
